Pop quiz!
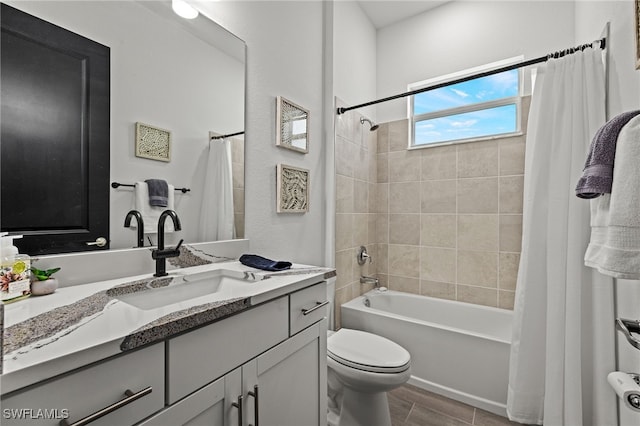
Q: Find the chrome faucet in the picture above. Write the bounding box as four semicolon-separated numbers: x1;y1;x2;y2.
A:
124;210;145;248
360;276;380;287
152;210;183;277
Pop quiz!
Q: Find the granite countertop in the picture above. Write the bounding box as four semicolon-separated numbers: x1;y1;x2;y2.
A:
1;251;335;394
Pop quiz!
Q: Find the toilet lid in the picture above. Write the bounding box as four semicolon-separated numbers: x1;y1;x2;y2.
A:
327;329;410;373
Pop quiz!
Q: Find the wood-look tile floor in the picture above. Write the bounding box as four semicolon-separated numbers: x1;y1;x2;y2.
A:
389;384;524;426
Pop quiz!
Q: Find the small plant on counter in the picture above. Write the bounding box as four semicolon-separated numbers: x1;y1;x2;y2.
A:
29;267;61;296
30;267;61;281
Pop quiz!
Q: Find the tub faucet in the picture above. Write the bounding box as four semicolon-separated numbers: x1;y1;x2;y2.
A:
360;275;379;287
152;210;183;277
124;210;145;248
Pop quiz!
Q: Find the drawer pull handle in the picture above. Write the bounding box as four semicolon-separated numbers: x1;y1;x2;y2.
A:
232;395;243;426
59;386;152;426
248;384;259;426
301;300;329;316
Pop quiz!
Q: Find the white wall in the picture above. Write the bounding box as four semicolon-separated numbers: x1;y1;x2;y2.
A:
5;1;245;249
575;2;640;424
375;1;575;123
333;1;378;120
196;1;327;266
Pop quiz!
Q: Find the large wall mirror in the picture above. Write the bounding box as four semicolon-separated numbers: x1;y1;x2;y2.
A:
1;0;246;254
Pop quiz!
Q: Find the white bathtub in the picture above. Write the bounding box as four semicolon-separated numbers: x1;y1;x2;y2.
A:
341;289;513;416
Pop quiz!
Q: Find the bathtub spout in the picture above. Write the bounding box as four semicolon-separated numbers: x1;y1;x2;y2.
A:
360;275;379;287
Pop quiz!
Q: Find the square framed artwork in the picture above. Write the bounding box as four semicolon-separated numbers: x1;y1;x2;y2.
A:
135;122;171;162
276;96;309;154
276;163;309;213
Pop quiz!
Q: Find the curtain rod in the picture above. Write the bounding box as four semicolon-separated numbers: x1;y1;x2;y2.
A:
336;38;606;115
211;131;244;140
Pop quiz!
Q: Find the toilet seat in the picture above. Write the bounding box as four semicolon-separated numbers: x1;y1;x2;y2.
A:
327;329;410;374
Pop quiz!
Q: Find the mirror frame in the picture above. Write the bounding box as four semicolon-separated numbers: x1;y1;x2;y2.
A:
276;96;309;154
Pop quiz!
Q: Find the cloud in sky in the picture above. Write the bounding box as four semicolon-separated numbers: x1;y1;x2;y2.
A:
451;88;469;98
450;119;478;128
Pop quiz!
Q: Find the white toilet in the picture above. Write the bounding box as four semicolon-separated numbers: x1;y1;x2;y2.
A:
326;327;411;426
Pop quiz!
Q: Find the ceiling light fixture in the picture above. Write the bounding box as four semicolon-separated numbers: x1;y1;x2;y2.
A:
172;0;199;19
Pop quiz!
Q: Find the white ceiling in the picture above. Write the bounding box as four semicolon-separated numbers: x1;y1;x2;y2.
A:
357;0;449;29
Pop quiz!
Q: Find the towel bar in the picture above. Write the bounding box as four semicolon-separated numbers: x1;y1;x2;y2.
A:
111;182;190;193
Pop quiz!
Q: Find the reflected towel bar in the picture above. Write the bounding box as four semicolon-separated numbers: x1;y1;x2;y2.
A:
111;182;190;193
211;131;244;140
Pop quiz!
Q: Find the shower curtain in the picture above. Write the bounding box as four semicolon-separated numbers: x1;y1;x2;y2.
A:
199;138;235;241
507;47;617;425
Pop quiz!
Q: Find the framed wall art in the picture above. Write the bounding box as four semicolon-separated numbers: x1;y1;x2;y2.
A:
276;96;309;154
135;122;171;162
276;163;309;213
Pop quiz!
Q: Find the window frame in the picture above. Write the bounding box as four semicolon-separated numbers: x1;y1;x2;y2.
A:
408;56;524;149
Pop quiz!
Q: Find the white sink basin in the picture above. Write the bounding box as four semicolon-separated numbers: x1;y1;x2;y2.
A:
114;269;262;310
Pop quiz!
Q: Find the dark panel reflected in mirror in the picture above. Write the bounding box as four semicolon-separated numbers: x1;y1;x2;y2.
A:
0;1;246;254
1;3;110;255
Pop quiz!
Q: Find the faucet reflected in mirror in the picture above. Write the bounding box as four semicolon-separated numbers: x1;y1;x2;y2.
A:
124;210;145;248
152;210;183;277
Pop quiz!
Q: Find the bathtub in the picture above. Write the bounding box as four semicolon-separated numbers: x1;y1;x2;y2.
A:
341;289;513;416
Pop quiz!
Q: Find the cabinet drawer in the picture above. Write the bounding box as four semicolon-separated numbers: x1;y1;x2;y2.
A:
1;343;164;426
289;282;327;335
167;296;288;404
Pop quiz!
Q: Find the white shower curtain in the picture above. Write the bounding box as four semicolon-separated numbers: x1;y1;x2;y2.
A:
507;48;617;425
199;138;235;241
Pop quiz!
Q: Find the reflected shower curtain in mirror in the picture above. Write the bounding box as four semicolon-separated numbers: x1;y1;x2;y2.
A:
200;138;235;241
507;47;616;425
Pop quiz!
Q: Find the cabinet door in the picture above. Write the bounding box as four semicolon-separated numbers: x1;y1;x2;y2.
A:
242;320;327;426
139;368;242;426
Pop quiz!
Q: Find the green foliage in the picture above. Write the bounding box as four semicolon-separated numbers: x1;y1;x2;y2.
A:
30;267;61;281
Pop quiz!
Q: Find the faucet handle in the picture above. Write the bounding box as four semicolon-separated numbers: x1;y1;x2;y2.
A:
357;246;372;265
174;239;184;251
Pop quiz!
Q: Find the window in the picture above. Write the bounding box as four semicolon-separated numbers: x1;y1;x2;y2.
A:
409;58;522;147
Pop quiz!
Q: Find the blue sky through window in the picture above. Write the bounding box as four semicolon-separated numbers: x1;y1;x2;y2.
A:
414;69;519;114
412;68;519;145
415;104;517;145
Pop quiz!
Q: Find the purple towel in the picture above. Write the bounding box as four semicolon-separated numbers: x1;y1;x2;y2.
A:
575;110;640;199
145;179;169;207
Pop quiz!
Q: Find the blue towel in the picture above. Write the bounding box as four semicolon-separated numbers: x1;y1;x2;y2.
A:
575;110;640;199
145;179;169;207
239;254;292;271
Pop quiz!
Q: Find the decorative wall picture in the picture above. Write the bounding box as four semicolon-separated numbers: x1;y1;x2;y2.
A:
636;0;640;69
276;164;309;213
135;122;171;162
276;96;309;154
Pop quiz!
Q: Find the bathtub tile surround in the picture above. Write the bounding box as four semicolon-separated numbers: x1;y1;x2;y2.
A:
377;97;530;309
334;98;528;326
231;136;245;238
389;384;522;426
334;100;378;328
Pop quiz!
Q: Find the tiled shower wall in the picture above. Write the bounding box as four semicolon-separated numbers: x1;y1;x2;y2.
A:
334;107;379;329
376;114;526;309
334;98;529;327
231;137;245;238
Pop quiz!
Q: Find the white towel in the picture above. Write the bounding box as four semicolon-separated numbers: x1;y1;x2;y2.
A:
134;181;175;234
585;115;640;278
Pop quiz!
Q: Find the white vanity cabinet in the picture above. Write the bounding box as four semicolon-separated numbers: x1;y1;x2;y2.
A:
241;319;326;426
141;281;328;426
1;280;328;426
